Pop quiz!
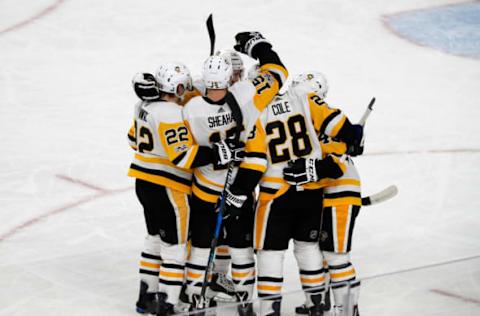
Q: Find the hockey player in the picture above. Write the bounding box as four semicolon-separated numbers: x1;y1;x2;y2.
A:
223;74;354;315
208;48;246;301
128;65;241;315
284;72;363;316
182;32;288;314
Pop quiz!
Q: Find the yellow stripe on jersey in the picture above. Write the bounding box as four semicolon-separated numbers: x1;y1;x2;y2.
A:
308;93;347;137
240;162;267;173
324;196;362;207
134;154;192;173
194;170;223;188
330;115;346;138
192;183;220;203
127;168;191;194
321;140;347;156
128;124;135;138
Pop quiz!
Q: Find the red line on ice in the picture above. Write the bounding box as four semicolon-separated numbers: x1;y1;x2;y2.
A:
430;289;480;306
0;178;132;242
0;0;66;36
56;174;108;192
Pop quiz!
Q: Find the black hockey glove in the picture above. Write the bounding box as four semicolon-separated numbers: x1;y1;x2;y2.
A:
212;138;245;168
132;72;160;101
283;156;344;185
234;32;271;58
346;124;364;156
221;187;247;220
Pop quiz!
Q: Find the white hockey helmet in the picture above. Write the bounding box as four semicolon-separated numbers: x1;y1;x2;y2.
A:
289;71;329;99
155;62;193;98
202;55;233;89
216;49;244;72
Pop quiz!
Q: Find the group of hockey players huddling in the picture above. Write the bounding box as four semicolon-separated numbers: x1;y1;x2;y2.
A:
128;31;364;316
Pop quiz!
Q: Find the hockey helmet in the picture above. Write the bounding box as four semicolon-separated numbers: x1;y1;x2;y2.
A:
202;55;233;89
155;62;193;98
290;71;329;99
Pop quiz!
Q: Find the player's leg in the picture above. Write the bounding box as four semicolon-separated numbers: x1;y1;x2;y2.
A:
155;187;190;315
225;194;256;315
254;191;294;316
209;238;235;300
321;204;361;316
293;188;326;315
134;179;162;314
185;194;218;310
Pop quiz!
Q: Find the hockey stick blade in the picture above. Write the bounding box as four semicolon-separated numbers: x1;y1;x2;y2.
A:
358;97;375;126
206;14;215;56
361;184;398;206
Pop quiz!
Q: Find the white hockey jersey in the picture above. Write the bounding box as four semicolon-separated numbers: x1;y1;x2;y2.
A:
183;64;288;203
240;91;349;201
127;100;196;193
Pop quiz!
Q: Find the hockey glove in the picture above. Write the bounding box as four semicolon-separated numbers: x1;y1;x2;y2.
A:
234;32;271;58
221;188;247;220
213;139;245;167
283;158;319;185
132;72;160;101
283;155;344;185
346;124;364;156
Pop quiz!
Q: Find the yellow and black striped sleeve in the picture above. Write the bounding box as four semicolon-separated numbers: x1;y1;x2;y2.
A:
249;43;288;112
158;120;215;170
308;93;346;137
127;120;137;150
320;138;348;157
231;120;267;194
308;93;358;146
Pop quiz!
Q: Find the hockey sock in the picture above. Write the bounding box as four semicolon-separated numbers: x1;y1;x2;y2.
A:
185;247;210;300
139;235;162;292
229;247;255;300
213;245;231;275
158;240;187;306
293;240;326;307
324;252;358;315
257;249;285;315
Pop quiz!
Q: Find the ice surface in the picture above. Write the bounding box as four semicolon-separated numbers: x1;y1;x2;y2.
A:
1;0;479;315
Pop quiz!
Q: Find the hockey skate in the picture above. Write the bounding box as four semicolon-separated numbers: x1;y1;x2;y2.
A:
156;292;174;316
295;289;331;315
136;281;157;314
208;272;236;302
189;294;217;316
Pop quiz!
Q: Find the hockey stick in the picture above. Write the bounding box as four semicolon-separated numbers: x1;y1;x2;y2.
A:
206;14;215;56
358;97;375;126
361;184;398;206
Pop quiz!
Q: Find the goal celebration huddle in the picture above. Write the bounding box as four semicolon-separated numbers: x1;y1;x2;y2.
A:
127;19;386;316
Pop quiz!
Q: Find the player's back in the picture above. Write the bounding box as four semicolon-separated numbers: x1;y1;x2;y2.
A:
256;92;323;197
183;79;271;202
128;100;192;194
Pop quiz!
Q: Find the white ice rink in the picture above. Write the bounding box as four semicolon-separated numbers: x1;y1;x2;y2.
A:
1;0;479;315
